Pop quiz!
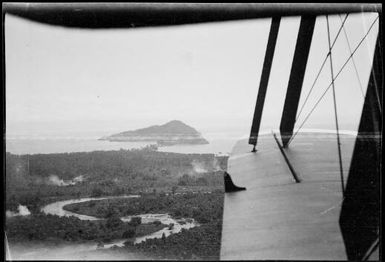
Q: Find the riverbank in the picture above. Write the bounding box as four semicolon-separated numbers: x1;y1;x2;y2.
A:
6;146;227;260
61;192;224;259
6;191;223;260
122;220;222;260
7;239;153;260
7;193;200;244
62;191;222;223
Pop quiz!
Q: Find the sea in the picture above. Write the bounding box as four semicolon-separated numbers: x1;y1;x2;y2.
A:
5;133;243;156
5;129;357;156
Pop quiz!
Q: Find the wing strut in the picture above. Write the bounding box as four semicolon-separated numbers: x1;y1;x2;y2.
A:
249;17;281;151
279;16;316;147
272;132;301;183
339;14;382;261
326;15;345;197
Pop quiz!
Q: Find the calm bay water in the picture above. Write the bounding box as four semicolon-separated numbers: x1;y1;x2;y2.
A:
5;137;239;155
6;129;354;156
6;138;153;155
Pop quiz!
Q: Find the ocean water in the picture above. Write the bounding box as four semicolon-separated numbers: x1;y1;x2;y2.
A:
5;129;357;156
5;138;154;155
5;137;239;155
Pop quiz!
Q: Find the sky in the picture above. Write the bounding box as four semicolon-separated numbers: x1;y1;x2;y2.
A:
5;12;378;139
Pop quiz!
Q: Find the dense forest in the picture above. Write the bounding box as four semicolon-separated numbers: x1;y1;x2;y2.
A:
7;213;166;243
6;192;224;259
64;191;223;223
62;192;224;259
6;147;226;212
6;146;227;260
129;220;223;260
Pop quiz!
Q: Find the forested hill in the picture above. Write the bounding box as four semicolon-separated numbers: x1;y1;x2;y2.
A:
113;120;200;136
100;120;209;145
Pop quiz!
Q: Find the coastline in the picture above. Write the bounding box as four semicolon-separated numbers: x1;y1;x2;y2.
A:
5;129;359;156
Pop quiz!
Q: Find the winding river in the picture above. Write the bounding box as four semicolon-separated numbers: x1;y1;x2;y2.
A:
40;195;199;249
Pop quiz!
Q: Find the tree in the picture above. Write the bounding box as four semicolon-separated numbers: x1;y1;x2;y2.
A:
162;232;166;242
76;190;81;199
196;177;208;186
122;228;136;238
129;216;142;226
171;186;178;195
91;187;103;197
174;209;182;217
113;186;124;196
178;174;193;186
105;207;118;218
106;216;123;229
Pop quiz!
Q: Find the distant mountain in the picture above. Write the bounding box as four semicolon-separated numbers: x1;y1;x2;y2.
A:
100;120;209;146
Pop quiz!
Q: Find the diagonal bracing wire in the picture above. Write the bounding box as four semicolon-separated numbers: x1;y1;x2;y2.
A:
338;14;365;98
326;15;345;197
287;15;379;146
295;14;350;122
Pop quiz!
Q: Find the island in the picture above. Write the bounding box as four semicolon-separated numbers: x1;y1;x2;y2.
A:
99;120;209;146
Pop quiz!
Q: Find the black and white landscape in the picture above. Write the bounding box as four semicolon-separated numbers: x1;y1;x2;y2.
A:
6;147;227;260
4;3;379;261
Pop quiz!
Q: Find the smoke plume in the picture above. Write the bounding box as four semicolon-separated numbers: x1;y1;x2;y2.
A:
191;160;208;174
47;175;85;186
213;157;223;171
190;157;224;174
6;205;31;218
